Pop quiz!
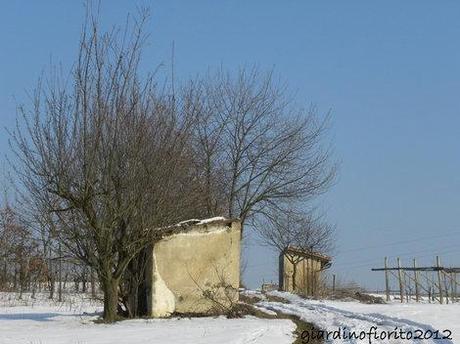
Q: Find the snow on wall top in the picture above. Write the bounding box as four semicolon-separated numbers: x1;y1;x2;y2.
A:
176;216;233;226
150;216;239;239
197;216;228;224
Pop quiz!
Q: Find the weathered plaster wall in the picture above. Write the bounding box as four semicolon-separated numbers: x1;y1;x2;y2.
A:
148;219;241;317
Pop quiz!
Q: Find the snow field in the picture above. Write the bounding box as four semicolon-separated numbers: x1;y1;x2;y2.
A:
0;292;294;344
257;291;460;343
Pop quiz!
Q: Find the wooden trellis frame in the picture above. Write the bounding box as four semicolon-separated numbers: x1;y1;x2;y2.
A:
372;256;459;304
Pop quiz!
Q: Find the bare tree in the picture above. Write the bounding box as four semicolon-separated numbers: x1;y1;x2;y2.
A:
0;205;20;291
257;208;334;291
16;191;59;299
9;2;336;320
0;204;40;297
10;9;206;322
186;68;336;230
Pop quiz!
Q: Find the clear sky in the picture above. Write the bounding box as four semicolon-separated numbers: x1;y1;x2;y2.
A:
1;1;459;290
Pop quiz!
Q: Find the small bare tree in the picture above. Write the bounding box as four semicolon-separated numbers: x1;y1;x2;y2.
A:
16;191;60;299
0;204;38;297
257;208;334;292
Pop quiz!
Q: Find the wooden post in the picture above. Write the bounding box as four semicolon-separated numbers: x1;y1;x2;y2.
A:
302;260;307;295
384;257;390;302
405;272;410;302
443;272;449;304
397;258;404;303
309;259;314;296
305;259;310;295
413;259;420;302
454;273;458;302
310;260;315;297
332;274;336;294
428;285;432;303
427;272;435;303
436;256;443;304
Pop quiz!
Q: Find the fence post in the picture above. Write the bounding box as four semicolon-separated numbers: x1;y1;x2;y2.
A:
436;256;443;304
413;259;420;302
405;272;410;302
384;257;390;302
454;273;458;302
397;258;404;303
443;272;450;304
428;285;432;303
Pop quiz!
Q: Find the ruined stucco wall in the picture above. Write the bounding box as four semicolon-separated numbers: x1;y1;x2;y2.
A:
148;218;241;317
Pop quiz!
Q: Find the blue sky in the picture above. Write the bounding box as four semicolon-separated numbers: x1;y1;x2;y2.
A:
1;1;459;290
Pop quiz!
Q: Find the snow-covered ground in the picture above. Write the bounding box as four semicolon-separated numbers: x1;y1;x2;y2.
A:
3;291;460;343
257;291;460;343
0;292;294;344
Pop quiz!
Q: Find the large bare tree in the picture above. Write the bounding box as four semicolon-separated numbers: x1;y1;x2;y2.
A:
10;10;205;322
10;4;336;321
186;69;336;230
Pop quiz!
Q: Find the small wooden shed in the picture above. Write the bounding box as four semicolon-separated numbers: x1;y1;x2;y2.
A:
279;246;331;296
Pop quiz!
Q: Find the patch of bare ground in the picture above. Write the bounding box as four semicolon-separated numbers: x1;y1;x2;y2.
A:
327;289;385;304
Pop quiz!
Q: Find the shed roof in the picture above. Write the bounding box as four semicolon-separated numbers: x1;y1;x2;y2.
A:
283;245;331;262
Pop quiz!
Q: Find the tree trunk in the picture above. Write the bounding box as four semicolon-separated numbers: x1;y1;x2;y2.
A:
48;257;54;299
82;268;87;293
123;250;149;318
13;267;17;290
90;268;96;298
102;277;120;322
49;271;55;300
58;244;62;302
49;279;55;299
31;280;36;299
19;258;26;299
2;261;7;290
